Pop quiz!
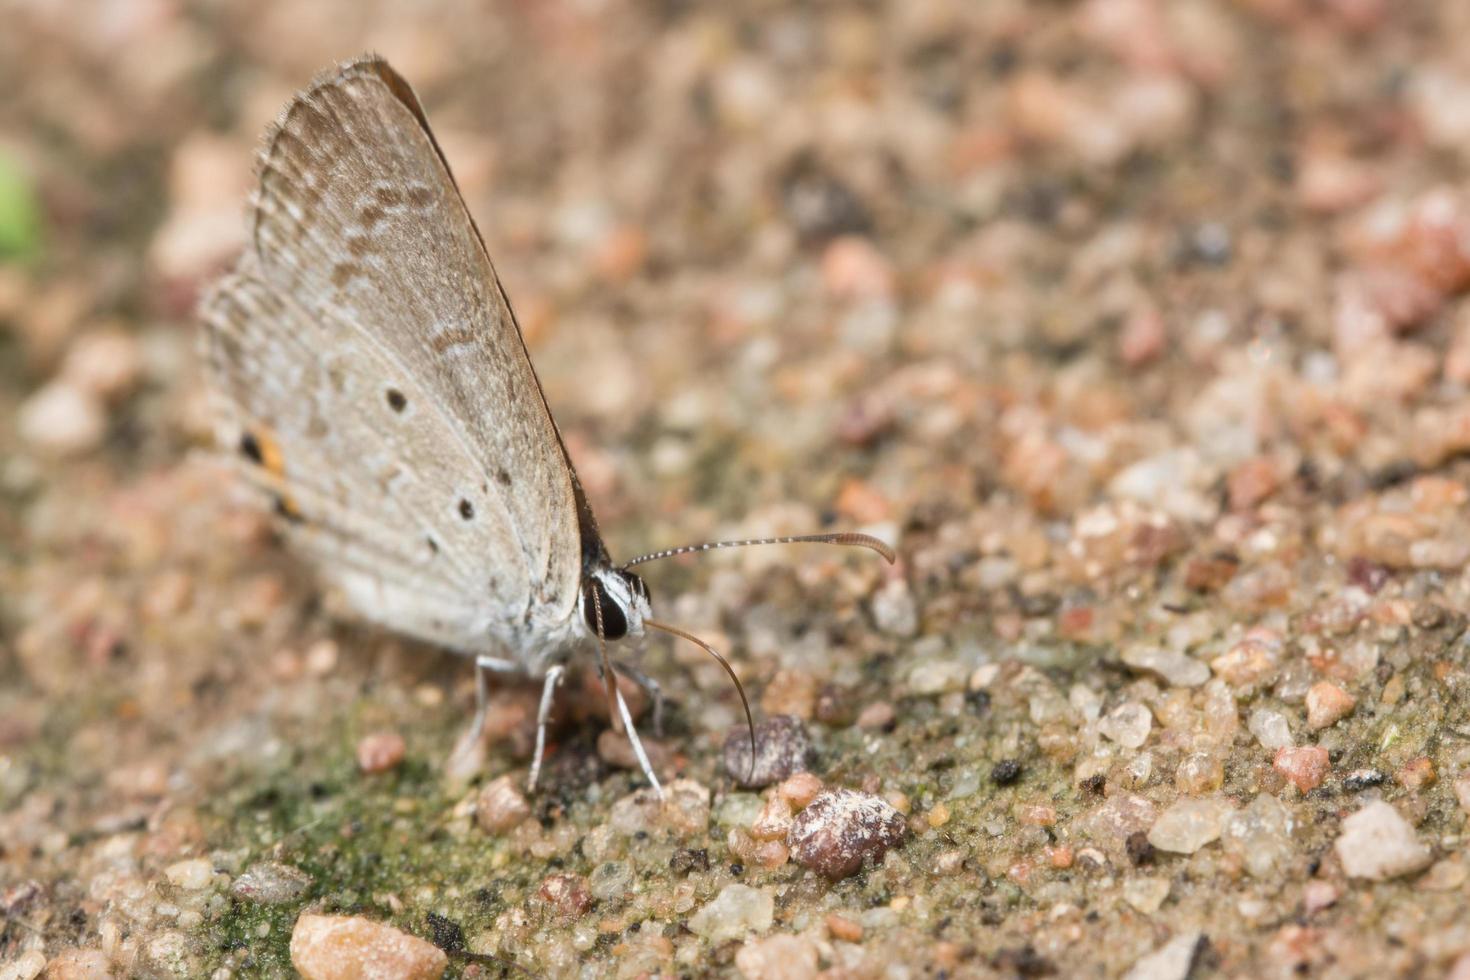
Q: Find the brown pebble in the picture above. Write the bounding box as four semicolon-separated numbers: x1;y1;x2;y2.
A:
826;913;863;942
723;715;813;789
475;775;531;834
537;872;593;920
855;701;896;731
1274;745;1331;792
1396;756;1436;790
596;727;670;773
777;772;825;810
787;789;907;879
759;668;819;720
1305;682;1356;730
289;913;446;980
43;947;112;980
750;795;794;841
356;732;406;774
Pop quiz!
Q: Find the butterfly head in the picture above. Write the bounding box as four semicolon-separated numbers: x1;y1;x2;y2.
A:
581;566;651;641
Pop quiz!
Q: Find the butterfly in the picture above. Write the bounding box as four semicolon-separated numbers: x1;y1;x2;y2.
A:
200;54;893;796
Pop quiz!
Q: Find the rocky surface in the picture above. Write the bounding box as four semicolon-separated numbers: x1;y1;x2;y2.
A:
6;1;1470;977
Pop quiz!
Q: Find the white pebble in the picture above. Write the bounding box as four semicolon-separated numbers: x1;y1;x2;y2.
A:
18;382;105;456
1247;708;1293;750
1148;797;1234;854
687;884;774;944
1335;801;1431;881
1099;702;1152;748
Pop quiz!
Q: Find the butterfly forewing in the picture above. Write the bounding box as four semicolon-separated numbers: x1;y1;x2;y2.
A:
203;55;584;655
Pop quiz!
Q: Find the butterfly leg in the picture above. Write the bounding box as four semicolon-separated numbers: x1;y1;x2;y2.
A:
469;654;521;743
615;685;665;800
527;663;567;792
613;660;666;737
445;654;519;786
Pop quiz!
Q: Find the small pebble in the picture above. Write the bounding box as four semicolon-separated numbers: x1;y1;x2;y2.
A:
1123;931;1205;980
759;668;819;720
734;933;819;980
1221;794;1294;879
687;884;774;944
475;775;531;834
1453;773;1470;815
1099;702;1152;748
825;913;863;942
1305;682;1356;730
289;914;447;980
596;727;670;773
1120;647;1210;688
1303;881;1339;914
18;382;106;456
1248;708;1293;750
588;861;634;903
1395;756;1435;790
855;702;895;730
1123;876;1171;914
163;857;214;891
41;948;111;980
356;731;406;774
1148;797;1233;854
723;715;813;789
1173;753;1224;795
3;951;45;980
537;872;593;919
869;578;919;637
750;795;794;841
231;861;312;905
1274;746;1330;792
777;772;824;810
1335;801;1431;880
787;789;907;879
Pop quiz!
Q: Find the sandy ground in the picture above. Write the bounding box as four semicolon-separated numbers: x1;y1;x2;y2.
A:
7;1;1470;977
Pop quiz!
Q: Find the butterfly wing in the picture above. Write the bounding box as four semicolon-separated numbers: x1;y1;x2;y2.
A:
202;56;584;659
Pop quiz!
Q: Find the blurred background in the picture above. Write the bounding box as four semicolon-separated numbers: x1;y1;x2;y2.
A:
8;0;1470;976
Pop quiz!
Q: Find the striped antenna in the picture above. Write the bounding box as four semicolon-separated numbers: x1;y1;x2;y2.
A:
622;531;895;569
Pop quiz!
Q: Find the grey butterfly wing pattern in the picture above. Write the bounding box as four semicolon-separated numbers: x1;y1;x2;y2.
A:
202;56;584;665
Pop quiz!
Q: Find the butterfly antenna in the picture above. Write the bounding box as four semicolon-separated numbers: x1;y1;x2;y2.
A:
622;531;895;569
644;618;756;784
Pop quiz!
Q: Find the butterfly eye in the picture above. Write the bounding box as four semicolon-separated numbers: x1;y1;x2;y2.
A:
581;580;628;640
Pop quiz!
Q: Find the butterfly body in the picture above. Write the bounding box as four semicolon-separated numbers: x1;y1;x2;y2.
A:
203;55;892;793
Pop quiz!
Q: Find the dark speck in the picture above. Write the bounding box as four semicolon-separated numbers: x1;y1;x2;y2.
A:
425;911;465;953
991;759;1022;786
426;537;439;554
1342;769;1386;792
496;467;512;487
386;388;407;412
1126;831;1155;866
239;432;263;464
459;499;474;520
729;863;744;876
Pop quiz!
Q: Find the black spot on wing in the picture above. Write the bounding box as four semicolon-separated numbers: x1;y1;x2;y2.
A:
386;387;407;412
458;498;474;520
